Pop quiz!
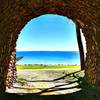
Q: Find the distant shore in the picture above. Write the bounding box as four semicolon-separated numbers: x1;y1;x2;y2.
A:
16;64;80;66
16;64;80;70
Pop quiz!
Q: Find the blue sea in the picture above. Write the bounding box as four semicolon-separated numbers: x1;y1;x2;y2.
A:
16;51;80;65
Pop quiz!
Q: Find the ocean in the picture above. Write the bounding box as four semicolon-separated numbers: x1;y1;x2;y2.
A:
16;51;80;65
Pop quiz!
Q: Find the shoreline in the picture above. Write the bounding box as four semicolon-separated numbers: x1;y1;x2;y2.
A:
16;64;80;70
16;64;80;66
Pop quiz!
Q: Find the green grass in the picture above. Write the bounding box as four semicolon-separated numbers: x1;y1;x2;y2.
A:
16;65;80;70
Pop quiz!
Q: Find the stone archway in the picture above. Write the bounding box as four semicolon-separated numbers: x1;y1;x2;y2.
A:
0;0;100;92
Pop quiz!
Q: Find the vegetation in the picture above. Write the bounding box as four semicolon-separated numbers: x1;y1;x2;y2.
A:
16;56;23;62
16;64;80;70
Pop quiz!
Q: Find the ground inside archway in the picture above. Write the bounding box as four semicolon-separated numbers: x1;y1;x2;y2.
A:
6;69;84;95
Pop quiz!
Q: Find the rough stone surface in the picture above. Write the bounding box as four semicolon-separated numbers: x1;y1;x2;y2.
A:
0;0;100;92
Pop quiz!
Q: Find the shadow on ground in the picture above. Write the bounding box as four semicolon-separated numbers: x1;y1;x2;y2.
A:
7;70;83;94
0;88;100;100
3;71;100;100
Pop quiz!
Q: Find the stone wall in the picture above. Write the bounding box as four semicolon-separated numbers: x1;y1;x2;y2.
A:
0;0;100;92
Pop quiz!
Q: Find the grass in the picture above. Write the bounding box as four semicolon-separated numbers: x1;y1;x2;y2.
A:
16;65;80;70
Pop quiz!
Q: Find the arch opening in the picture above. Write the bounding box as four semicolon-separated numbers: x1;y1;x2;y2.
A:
5;13;85;94
16;14;81;65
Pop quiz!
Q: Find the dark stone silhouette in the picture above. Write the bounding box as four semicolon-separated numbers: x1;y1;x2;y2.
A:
0;0;100;98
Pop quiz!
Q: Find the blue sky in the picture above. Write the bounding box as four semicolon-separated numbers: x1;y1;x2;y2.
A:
16;14;79;51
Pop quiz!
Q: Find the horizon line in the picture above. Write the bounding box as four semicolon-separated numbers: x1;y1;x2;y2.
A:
16;50;79;52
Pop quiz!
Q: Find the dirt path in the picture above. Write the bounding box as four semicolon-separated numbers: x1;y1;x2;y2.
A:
6;69;81;95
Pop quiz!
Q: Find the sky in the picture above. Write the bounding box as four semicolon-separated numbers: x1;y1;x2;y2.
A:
16;14;80;51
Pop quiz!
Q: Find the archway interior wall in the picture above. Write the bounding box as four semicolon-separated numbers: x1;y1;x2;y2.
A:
0;0;99;91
